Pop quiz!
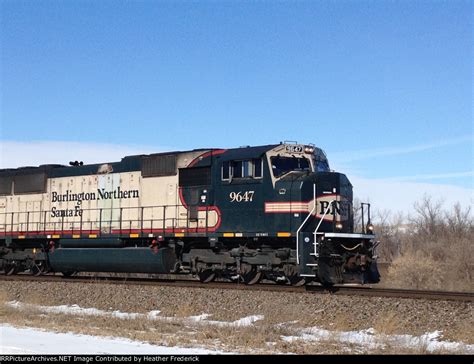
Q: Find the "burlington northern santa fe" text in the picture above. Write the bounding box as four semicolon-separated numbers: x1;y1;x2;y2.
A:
50;187;139;217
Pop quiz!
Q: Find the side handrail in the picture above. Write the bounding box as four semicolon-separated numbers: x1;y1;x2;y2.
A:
313;199;336;236
0;203;212;236
312;200;336;258
296;184;316;265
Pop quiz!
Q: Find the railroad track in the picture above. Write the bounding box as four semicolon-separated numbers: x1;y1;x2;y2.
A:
1;274;473;302
0;274;474;302
305;285;474;302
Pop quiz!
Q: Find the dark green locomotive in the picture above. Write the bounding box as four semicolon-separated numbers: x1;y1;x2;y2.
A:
0;142;380;286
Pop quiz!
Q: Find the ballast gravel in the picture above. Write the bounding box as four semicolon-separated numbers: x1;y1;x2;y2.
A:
1;279;472;345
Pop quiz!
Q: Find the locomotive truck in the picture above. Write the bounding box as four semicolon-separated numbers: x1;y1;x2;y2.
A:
0;142;380;286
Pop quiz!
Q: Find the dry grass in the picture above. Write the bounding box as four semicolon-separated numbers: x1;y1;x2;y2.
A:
327;311;357;331
174;303;196;318
443;318;474;345
376;197;473;292
0;288;8;318
1;274;472;355
372;310;403;335
22;291;49;306
385;251;444;290
0;288;8;303
385;249;474;292
2;299;472;355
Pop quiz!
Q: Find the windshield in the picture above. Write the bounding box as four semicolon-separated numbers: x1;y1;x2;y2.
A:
315;159;330;172
313;148;330;172
270;156;311;178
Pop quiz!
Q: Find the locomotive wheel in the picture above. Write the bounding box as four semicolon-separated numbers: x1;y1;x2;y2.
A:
197;270;216;283
31;261;47;276
4;263;18;276
241;269;262;285
288;275;306;287
61;271;76;277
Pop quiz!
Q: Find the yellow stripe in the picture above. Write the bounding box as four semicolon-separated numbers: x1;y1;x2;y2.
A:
277;232;291;237
129;233;139;238
175;233;185;237
88;234;97;238
223;232;235;237
72;234;81;239
52;234;61;239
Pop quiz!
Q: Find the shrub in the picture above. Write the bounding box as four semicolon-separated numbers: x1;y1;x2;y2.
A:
369;195;473;291
386;251;443;290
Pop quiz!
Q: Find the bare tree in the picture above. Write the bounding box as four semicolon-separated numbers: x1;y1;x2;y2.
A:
445;202;472;236
385;194;474;291
352;197;362;232
410;194;444;237
374;209;405;262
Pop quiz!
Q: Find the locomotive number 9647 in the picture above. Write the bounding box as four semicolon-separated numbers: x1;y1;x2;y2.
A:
229;191;255;202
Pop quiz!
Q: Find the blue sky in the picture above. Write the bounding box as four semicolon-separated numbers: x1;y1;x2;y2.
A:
1;0;472;212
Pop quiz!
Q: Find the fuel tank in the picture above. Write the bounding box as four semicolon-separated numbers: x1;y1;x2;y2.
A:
48;247;176;274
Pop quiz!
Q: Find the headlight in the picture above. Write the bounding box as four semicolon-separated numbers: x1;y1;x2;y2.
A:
367;223;374;233
335;222;343;230
304;146;314;154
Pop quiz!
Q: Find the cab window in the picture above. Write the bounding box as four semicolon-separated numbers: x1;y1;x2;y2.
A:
233;161;243;178
253;158;262;178
270;156;310;178
221;158;263;180
222;161;231;180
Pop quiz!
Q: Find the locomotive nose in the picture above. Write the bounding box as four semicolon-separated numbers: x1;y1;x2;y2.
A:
305;171;353;200
299;171;353;231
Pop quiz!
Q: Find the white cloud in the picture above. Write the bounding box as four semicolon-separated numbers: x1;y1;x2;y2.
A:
378;171;474;182
351;176;474;215
330;135;473;162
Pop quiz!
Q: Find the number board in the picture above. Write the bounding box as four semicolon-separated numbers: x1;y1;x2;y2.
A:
285;145;303;153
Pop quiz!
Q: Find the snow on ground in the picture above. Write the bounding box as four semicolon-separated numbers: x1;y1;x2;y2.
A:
0;324;229;354
6;301;264;327
282;326;474;353
4;301;473;354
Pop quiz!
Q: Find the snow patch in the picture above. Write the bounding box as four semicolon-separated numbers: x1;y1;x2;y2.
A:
6;301;263;327
188;314;212;322
0;324;229;354
282;326;474;353
205;315;265;327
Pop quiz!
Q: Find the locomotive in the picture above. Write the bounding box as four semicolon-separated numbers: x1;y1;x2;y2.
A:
0;142;380;286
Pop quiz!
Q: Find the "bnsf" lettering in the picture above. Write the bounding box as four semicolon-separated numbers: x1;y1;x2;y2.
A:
319;200;349;217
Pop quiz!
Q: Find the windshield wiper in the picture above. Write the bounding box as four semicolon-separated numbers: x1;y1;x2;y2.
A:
277;170;305;179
